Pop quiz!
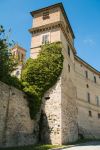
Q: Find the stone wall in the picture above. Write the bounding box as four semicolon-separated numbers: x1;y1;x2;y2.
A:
41;79;62;145
30;15;79;144
60;47;78;144
39;75;78;145
39;54;78;145
29;3;100;145
74;59;100;139
0;81;38;147
61;77;78;144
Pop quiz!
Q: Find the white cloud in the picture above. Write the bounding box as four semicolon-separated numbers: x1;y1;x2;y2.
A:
83;38;95;46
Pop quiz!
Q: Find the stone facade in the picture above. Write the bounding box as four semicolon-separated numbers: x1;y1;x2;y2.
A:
41;79;62;145
74;57;100;139
0;81;37;147
11;44;26;78
29;2;100;144
0;2;100;147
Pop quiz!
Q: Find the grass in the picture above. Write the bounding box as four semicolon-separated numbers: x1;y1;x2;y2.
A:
0;139;100;150
0;145;64;150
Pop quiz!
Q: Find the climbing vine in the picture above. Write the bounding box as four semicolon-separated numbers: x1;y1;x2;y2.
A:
21;42;63;119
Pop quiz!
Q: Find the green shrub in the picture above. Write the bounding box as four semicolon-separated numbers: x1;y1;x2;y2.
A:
21;43;63;119
0;25;21;89
1;75;22;90
0;25;17;80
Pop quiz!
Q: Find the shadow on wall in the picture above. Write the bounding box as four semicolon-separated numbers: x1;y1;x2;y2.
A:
39;110;51;144
78;126;97;140
38;80;61;145
61;78;78;144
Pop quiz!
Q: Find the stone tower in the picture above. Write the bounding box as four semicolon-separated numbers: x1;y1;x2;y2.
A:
29;3;78;145
11;44;26;78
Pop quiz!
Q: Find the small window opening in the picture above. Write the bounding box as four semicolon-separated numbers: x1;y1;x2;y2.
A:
89;111;92;117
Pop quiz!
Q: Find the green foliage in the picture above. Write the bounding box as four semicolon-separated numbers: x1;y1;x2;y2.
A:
0;144;64;150
21;43;63;119
1;75;23;90
22;82;41;118
0;26;63;119
0;25;17;84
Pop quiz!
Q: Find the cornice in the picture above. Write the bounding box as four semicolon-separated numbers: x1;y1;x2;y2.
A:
29;22;99;76
30;3;75;39
75;55;100;76
11;44;26;52
29;21;76;54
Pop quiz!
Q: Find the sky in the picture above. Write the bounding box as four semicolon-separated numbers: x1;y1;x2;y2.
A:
0;0;100;71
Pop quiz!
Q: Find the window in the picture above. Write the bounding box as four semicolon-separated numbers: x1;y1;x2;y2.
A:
42;34;49;44
17;51;20;61
68;64;70;72
21;54;24;62
68;46;70;57
89;111;92;117
87;92;90;103
85;71;88;79
96;96;99;106
45;96;50;100
43;11;49;20
98;113;100;119
94;76;96;83
86;84;89;88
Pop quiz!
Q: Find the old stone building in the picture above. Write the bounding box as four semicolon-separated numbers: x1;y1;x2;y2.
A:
29;3;100;144
0;2;100;147
11;44;26;78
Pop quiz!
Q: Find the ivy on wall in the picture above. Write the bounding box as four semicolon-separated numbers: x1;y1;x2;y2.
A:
21;43;64;119
0;26;63;119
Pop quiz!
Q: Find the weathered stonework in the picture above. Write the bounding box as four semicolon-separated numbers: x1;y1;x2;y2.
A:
0;81;38;147
29;2;100;144
39;49;78;144
1;2;100;147
11;45;26;79
41;79;62;145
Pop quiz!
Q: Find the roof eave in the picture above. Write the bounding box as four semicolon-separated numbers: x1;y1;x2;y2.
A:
30;3;75;39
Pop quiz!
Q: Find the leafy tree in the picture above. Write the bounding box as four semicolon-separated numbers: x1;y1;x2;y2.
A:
0;25;22;89
0;25;17;81
21;43;63;119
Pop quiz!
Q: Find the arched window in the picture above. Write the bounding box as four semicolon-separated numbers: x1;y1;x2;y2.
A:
87;92;90;103
68;64;70;72
89;111;92;117
94;76;96;83
85;71;88;79
68;45;70;57
96;96;99;106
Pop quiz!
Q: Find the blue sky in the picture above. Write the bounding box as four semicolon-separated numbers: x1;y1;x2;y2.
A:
0;0;100;70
